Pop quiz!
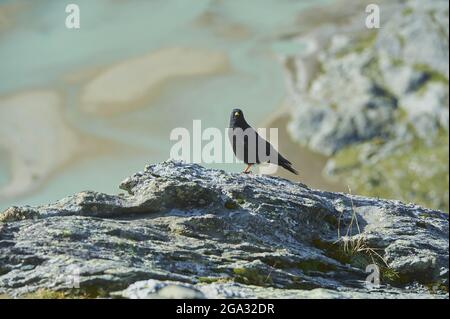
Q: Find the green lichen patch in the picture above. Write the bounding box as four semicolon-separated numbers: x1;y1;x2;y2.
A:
426;282;449;294
413;63;449;84
296;260;336;273
232;267;272;286
403;7;414;16
22;288;102;299
224;200;239;210
197;276;232;284
330;129;449;212
335;31;378;59
23;289;68;299
261;254;337;274
234;193;245;205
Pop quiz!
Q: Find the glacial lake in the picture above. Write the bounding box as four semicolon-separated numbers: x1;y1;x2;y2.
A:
0;0;333;210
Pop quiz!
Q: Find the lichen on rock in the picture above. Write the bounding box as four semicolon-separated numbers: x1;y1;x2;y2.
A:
0;161;447;298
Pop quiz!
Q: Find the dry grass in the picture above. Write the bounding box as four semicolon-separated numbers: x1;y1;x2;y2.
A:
335;186;390;269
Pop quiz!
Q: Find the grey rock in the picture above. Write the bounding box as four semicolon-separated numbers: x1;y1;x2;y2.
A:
285;0;449;155
117;279;444;299
0;161;448;298
378;53;426;97
114;279;206;299
376;0;449;79
399;82;449;139
280;0;449;214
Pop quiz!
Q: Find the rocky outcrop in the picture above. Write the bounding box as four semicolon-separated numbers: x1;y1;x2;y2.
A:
281;0;449;212
0;161;448;298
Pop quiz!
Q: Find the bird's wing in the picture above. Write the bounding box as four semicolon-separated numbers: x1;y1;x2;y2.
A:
228;128;248;161
242;127;298;174
253;128;280;164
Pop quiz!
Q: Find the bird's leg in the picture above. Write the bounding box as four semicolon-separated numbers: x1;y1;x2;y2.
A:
242;164;253;174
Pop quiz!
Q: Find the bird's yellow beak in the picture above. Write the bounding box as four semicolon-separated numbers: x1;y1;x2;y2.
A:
234;112;240;117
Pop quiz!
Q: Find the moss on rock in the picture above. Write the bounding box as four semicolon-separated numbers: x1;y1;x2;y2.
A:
22;288;98;299
330;129;449;212
233;268;272;286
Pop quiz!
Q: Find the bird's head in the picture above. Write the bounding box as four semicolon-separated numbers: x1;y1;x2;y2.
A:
229;108;247;128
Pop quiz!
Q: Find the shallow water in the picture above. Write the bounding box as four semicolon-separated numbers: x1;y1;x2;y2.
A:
0;0;331;209
0;149;9;189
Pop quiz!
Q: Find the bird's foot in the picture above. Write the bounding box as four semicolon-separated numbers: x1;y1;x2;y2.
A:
242;164;253;174
241;170;252;174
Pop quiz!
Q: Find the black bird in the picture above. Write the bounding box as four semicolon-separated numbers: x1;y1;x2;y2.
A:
228;108;298;175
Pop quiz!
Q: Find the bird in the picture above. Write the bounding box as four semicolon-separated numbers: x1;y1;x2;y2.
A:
228;108;298;175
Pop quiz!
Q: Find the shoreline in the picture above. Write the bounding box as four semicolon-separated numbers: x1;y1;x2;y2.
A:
80;47;229;116
0;90;127;202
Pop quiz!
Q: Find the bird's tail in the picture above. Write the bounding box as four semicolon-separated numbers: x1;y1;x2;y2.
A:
278;155;298;175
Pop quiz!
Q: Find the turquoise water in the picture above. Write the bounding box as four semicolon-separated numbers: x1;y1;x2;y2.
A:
0;0;321;94
0;0;330;210
0;150;8;189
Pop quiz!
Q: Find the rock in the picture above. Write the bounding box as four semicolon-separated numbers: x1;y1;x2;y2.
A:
376;0;449;80
114;279;205;299
377;53;426;97
117;278;442;299
281;0;449;212
399;82;449;140
285;0;448;152
0;161;448;298
0;206;40;223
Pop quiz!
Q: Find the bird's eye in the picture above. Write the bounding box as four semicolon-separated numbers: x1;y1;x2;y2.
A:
234;112;240;117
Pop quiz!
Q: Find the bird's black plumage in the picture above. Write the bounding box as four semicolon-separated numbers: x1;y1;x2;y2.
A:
228;108;298;175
